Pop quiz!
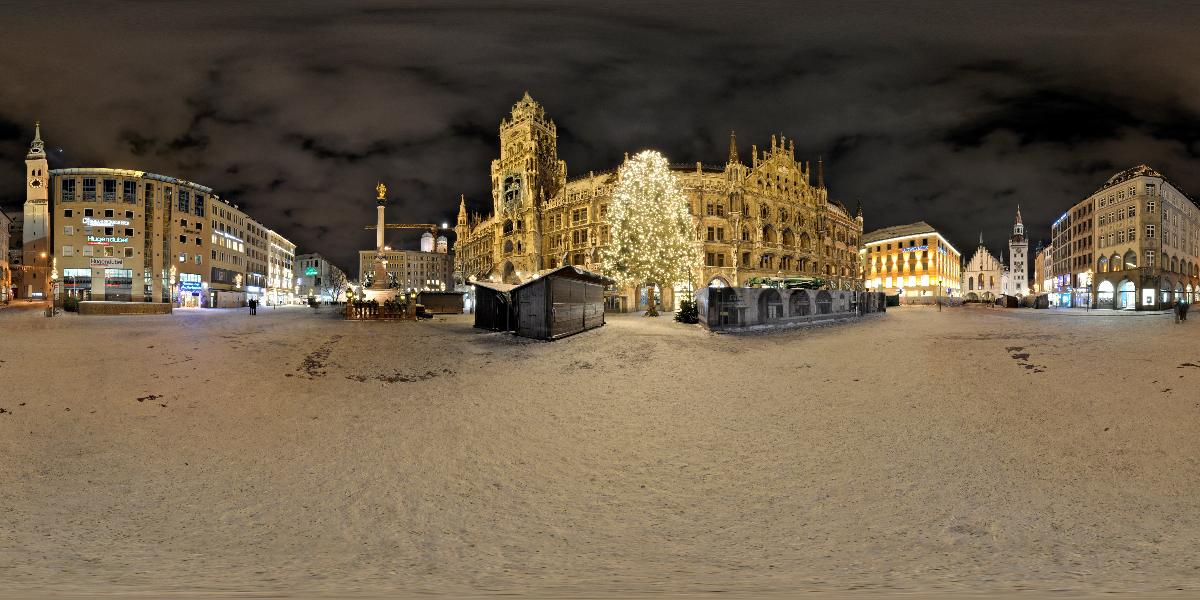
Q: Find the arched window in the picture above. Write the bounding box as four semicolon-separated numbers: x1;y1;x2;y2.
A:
790;290;811;316
757;289;783;323
816;290;833;314
760;205;769;220
1097;255;1108;273
798;232;811;250
977;273;984;289
503;220;513;234
1111;253;1121;271
782;228;795;247
741;227;750;241
762;225;776;244
1171;256;1179;273
503;240;514;254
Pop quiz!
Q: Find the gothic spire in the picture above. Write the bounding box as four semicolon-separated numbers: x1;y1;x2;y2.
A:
27;121;45;159
727;130;739;164
1015;204;1023;225
855;200;863;219
979;231;984;246
817;156;824;189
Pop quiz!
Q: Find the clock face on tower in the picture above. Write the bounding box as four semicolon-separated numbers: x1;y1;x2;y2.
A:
29;178;42;189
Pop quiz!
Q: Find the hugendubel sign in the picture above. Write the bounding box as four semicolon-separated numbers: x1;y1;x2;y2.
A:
89;258;124;267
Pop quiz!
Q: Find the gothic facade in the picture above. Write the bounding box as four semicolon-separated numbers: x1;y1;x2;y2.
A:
962;234;1004;302
454;93;863;311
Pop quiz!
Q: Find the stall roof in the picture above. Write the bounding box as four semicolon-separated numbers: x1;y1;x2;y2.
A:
472;281;518;292
511;265;615;292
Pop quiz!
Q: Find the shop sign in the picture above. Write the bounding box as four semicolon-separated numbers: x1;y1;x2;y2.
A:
901;245;929;253
87;235;130;245
90;258;124;267
83;217;131;227
305;267;319;276
179;281;203;293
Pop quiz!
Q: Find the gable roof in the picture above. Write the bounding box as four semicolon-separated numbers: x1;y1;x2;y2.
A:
511;265;614;292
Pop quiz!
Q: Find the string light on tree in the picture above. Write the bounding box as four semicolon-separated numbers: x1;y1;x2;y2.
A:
601;150;699;316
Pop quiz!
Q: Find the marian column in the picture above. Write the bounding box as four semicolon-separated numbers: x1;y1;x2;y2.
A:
371;182;390;289
375;182;387;251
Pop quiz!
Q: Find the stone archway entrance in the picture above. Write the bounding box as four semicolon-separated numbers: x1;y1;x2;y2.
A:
1097;280;1114;309
1117;279;1135;310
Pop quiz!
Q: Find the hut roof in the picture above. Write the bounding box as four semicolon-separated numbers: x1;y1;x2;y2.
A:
511;265;615;292
472;281;518;293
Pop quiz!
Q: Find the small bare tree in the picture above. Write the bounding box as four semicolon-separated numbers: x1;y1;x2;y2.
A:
320;270;348;303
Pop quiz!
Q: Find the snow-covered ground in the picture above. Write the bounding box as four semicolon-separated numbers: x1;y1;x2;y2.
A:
1;304;1198;597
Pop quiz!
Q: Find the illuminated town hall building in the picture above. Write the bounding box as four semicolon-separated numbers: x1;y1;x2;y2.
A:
454;93;863;311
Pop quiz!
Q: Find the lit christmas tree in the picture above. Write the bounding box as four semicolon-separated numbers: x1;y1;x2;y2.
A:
602;150;698;316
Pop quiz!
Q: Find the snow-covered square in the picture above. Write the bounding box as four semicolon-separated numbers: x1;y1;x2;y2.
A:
1;305;1198;596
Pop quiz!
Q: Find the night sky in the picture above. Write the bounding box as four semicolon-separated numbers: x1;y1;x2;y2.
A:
3;1;1199;272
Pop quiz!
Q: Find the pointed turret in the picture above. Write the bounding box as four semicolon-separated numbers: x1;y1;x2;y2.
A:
457;195;468;226
817;156;824;189
727;130;739;164
1011;204;1025;241
855;200;863;220
27;121;45;159
979;231;984;246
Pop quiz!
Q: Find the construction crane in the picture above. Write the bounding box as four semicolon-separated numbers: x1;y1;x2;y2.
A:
364;223;441;235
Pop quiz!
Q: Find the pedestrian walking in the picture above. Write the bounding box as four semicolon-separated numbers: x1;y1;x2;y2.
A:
249;298;257;315
1182;299;1190;322
1173;300;1182;324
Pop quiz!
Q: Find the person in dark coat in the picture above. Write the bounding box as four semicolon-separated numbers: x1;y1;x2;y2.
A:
249;298;257;315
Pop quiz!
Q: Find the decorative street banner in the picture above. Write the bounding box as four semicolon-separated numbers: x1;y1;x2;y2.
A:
90;258;124;267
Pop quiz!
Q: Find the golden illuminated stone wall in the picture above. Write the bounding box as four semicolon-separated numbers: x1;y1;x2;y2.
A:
455;94;864;309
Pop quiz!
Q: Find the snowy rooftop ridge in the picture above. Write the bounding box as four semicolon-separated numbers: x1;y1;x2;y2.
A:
861;221;938;245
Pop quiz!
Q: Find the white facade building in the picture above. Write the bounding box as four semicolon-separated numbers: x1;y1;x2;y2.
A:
1003;207;1028;297
297;253;348;302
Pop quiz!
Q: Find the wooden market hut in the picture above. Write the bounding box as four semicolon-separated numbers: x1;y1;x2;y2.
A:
416;291;465;314
509;266;614;340
472;281;517;331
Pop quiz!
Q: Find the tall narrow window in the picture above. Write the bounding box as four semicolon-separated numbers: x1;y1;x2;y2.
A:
61;178;76;201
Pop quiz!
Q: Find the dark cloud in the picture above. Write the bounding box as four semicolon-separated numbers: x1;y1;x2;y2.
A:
3;1;1200;272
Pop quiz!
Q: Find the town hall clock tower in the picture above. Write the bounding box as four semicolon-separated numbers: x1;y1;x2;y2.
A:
489;92;565;280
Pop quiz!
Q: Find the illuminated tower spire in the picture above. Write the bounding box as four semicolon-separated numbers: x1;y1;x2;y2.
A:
817;156;824;189
727;131;739;164
27;121;45;159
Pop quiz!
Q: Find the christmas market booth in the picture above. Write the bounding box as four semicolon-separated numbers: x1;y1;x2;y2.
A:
509;266;615;340
416;291;465;314
472;281;517;331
